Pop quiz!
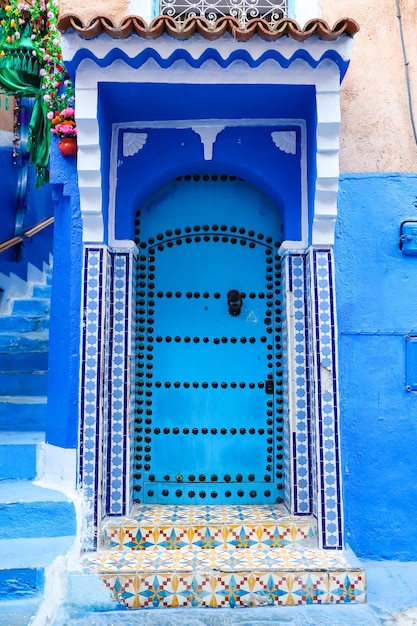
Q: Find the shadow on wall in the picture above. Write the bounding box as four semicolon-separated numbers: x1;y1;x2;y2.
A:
0;146;54;303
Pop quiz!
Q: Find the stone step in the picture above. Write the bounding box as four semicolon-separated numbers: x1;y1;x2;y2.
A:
0;536;74;600
0;480;76;540
0;596;42;625
68;547;366;609
0;371;48;396
0;314;49;333
32;284;52;299
102;504;317;551
0;330;48;353
0;396;47;431
12;299;50;317
0;350;49;373
0;431;44;480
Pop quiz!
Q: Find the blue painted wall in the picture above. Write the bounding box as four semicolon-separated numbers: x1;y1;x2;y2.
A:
0;147;54;282
46;143;82;448
335;173;417;560
98;83;317;245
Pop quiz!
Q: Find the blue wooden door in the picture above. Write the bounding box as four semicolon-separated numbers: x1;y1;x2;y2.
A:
134;175;283;505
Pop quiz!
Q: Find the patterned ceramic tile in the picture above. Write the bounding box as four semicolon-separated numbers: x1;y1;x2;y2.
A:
285;253;313;515
328;571;366;604
280;254;291;511
104;251;130;517
103;520;317;551
80;546;354;574
310;249;343;549
79;246;108;550
305;251;319;521
96;565;365;609
129;503;296;523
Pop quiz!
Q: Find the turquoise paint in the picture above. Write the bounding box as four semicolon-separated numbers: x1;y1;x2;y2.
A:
135;177;283;504
335;173;417;560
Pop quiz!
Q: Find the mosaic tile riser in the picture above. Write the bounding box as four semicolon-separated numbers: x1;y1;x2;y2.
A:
98;571;366;608
79;247;344;551
103;523;317;551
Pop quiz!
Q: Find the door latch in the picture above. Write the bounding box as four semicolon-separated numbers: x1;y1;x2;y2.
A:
227;290;243;317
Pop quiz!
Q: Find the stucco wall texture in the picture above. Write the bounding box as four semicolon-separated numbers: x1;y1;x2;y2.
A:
59;0;417;174
321;0;417;174
0;104;13;132
59;0;129;24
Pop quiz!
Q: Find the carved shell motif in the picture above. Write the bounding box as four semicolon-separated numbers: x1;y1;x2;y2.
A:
271;130;297;155
123;132;148;157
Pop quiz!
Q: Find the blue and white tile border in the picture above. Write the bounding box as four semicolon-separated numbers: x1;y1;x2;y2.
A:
104;251;131;517
79;244;343;551
79;246;107;550
284;253;314;516
284;247;343;549
79;245;136;547
309;248;343;549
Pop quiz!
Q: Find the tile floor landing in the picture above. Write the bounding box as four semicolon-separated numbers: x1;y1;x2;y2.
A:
68;505;366;610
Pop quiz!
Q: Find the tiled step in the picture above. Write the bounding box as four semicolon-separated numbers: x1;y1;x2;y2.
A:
0;431;43;480
68;547;366;609
0;396;47;431
0;480;76;539
103;504;317;551
0;536;74;600
12;299;50;317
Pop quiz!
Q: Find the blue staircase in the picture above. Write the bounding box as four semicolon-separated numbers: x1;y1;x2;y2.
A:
0;269;76;620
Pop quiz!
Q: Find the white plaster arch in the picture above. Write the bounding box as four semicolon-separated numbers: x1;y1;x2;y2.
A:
65;33;352;247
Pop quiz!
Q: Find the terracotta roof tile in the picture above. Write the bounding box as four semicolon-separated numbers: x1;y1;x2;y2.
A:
57;14;359;42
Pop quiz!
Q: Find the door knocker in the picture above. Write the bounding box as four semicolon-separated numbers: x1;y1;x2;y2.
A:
227;289;243;317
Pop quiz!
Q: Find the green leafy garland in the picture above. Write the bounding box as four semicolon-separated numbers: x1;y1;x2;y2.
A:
0;0;75;184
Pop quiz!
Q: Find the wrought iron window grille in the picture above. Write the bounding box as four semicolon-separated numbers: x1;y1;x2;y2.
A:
160;0;287;26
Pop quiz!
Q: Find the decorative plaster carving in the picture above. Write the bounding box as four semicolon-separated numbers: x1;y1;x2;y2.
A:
123;132;148;157
271;130;297;154
191;125;225;160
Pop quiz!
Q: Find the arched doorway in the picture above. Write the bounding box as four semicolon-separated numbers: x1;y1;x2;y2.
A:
132;174;285;505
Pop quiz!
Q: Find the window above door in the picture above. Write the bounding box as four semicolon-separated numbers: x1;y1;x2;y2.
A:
128;0;320;26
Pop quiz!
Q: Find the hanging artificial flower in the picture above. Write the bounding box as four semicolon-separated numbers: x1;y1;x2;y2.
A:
0;0;75;183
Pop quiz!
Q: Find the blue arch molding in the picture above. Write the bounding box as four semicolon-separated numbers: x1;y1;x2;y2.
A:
65;47;350;80
97;82;316;244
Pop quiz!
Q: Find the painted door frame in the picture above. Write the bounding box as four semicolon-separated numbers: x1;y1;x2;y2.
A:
55;28;354;551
